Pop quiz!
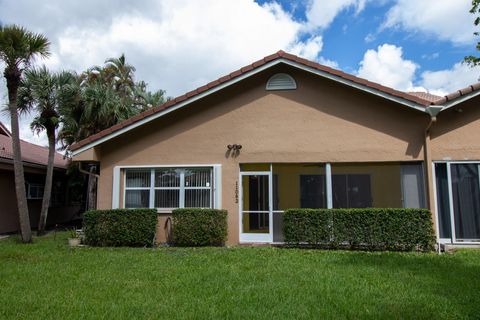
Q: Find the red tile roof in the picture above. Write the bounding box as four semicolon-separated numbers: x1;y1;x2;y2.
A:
433;83;480;105
0;126;67;169
407;92;443;103
70;50;480;152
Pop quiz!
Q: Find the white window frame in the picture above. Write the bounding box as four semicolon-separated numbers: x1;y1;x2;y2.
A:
123;169;151;208
26;182;44;200
118;164;221;211
433;160;480;245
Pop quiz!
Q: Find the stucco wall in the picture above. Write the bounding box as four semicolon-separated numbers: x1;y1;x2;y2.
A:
85;64;436;244
431;97;480;160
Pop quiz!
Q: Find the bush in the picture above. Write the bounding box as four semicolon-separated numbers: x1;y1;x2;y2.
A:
283;209;332;245
283;208;435;251
172;209;227;246
83;209;157;247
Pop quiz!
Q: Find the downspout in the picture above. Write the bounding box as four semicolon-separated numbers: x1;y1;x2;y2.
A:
424;115;436;211
424;105;443;250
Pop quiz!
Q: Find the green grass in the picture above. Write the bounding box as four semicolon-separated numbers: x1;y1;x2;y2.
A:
1;233;479;319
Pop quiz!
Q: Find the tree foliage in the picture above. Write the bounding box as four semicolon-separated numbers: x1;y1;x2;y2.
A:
464;0;480;66
59;54;167;154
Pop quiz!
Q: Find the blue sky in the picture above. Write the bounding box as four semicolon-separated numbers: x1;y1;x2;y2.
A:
258;0;478;76
0;0;479;145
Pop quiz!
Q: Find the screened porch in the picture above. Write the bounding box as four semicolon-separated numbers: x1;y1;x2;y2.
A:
240;162;426;243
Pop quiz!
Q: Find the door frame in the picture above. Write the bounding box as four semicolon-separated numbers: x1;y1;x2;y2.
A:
239;170;273;243
433;160;480;244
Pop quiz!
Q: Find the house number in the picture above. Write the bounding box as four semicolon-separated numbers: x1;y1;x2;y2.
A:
235;181;239;203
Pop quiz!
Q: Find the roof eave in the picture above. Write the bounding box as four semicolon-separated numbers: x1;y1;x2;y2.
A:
436;89;480;111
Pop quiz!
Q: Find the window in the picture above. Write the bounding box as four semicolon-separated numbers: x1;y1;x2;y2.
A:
300;175;326;208
332;174;372;208
330;163;425;209
26;183;44;199
125;167;213;209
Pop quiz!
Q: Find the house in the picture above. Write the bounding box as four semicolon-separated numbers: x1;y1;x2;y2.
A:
71;51;480;246
0;121;83;234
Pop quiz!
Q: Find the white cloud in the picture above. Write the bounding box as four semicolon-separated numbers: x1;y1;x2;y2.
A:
305;0;367;30
0;0;329;145
419;63;480;96
356;43;480;95
364;33;376;43
289;35;323;60
383;0;475;45
0;0;324;97
357;44;418;91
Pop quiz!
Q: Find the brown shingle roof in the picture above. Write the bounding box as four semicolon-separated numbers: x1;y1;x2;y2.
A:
70;50;480;152
0;127;67;169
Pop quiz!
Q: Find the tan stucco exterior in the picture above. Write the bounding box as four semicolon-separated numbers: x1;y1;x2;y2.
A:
73;64;480;245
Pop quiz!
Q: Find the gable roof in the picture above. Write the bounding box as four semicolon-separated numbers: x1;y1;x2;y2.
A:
71;50;480;156
0;122;67;169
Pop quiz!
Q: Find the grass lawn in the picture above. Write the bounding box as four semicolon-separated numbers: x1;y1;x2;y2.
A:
1;233;480;319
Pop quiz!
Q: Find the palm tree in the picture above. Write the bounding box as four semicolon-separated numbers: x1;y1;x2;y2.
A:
17;66;76;235
58;54;165;151
104;54;136;99
0;25;50;242
133;80;167;112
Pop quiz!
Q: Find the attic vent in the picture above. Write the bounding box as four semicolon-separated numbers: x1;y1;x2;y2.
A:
266;73;297;91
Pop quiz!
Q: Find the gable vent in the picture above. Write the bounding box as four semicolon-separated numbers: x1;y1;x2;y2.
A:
266;73;297;91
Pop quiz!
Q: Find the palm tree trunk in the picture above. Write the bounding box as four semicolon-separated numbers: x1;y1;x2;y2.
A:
87;166;97;210
37;131;55;235
8;101;32;243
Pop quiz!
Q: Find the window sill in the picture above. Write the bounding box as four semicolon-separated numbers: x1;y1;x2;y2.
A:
157;209;174;215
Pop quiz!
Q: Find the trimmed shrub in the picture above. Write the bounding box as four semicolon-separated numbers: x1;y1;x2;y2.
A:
283;209;332;245
172;209;227;246
284;208;435;251
83;209;157;247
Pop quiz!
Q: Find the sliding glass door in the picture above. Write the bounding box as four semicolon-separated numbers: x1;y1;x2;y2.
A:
435;162;480;243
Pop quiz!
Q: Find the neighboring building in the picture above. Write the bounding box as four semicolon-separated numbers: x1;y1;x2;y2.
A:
0;122;83;234
71;51;480;246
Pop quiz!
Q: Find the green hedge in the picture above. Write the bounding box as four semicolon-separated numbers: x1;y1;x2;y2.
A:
83;209;157;247
172;209;227;246
283;208;435;251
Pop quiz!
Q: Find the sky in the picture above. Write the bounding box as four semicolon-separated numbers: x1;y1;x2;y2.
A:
0;0;479;147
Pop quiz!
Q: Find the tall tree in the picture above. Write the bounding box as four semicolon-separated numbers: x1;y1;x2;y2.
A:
465;0;480;66
59;54;165;154
17;66;76;235
0;25;50;242
134;80;167;112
